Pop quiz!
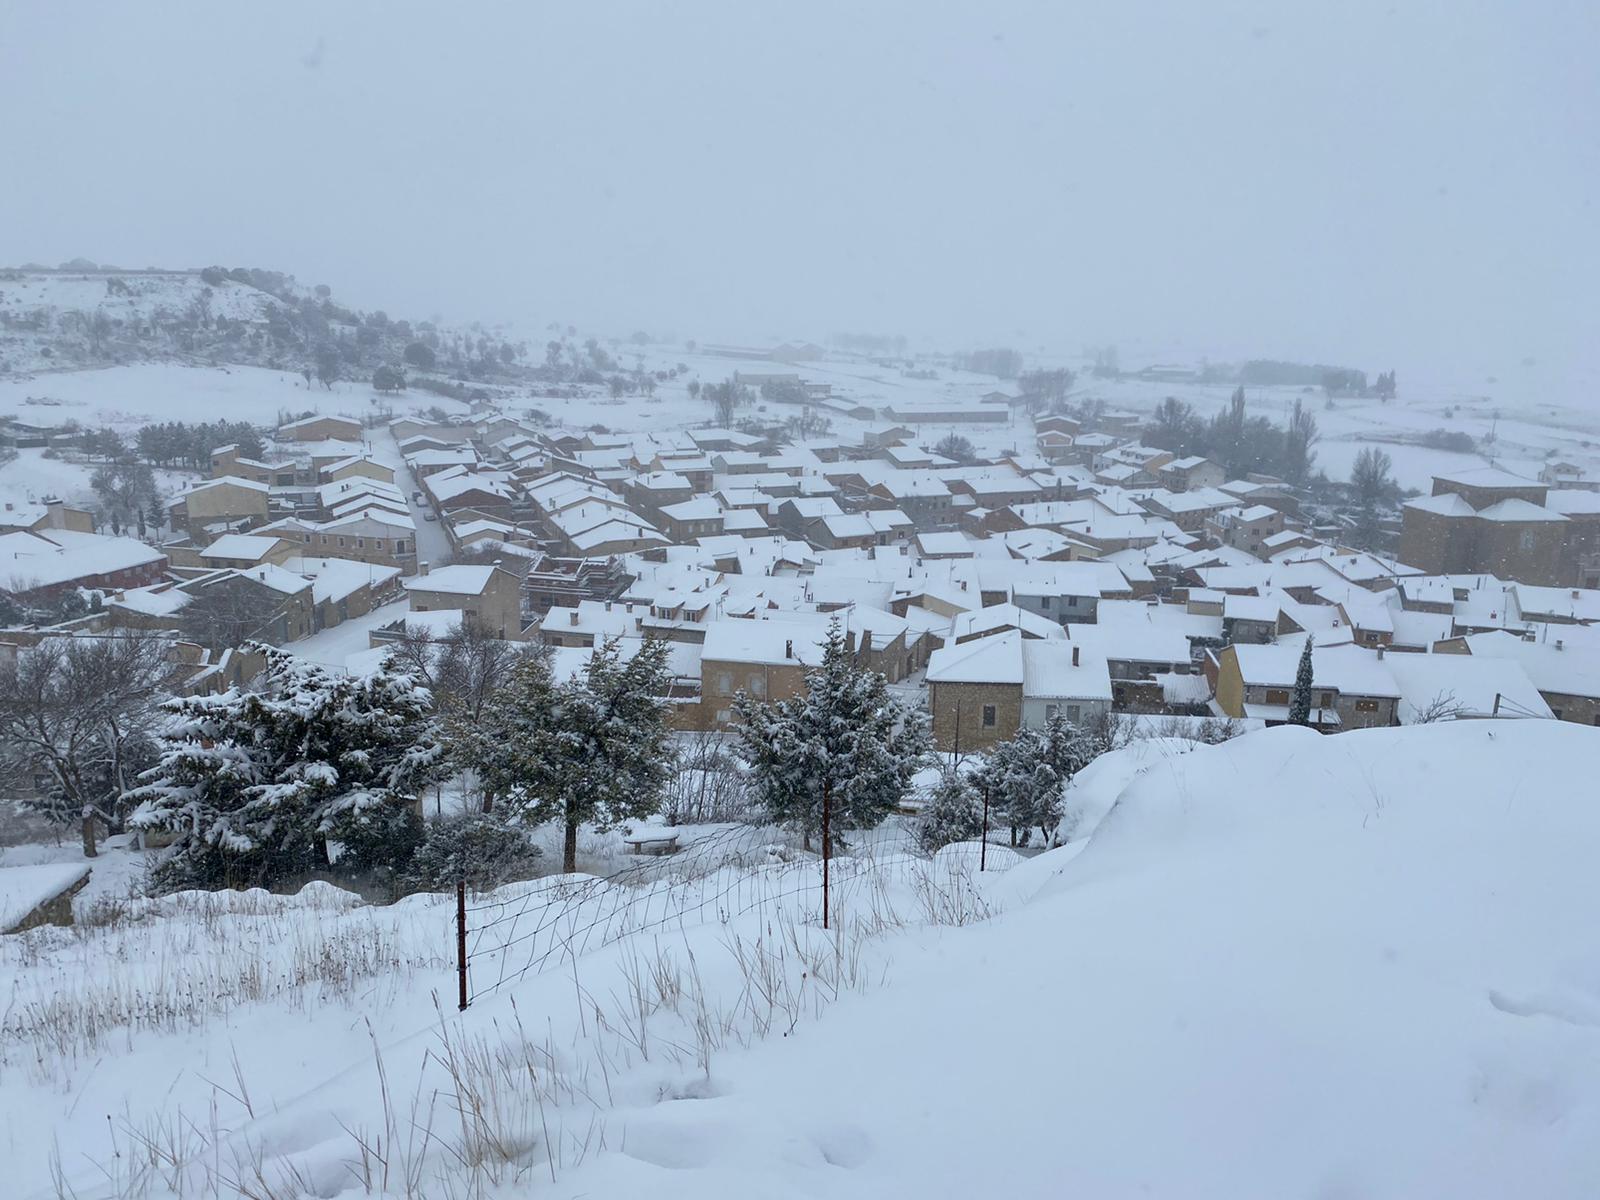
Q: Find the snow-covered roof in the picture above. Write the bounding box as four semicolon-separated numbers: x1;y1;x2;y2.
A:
282;556;402;605
915;532;976;557
0;530;166;591
949;603;1063;642
927;629;1026;684
200;533;286;562
1431;466;1541;489
0;863;90;932
404;565;499;596
1474;498;1566;523
1385;653;1551;723
1231;642;1400;697
570;522;668;552
661;497;725;522
177;474;270;497
1462;630;1600;698
701;618;829;667
1404;493;1478;518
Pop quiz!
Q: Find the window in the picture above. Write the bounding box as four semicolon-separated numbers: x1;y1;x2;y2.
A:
1265;688;1290;705
750;673;766;698
717;671;733;695
1065;705;1081;723
1045;704;1058;719
1319;691;1334;707
375;539;384;550
1354;698;1379;713
1520;530;1537;551
715;709;732;726
1040;595;1052;610
981;704;997;728
356;538;365;549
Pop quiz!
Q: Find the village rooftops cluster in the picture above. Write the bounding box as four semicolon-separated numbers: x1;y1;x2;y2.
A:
3;380;1598;739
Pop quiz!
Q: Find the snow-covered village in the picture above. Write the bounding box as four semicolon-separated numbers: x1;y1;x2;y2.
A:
2;5;1597;1199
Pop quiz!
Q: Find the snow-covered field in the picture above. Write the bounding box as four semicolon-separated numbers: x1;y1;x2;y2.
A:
0;362;470;437
6;721;1598;1199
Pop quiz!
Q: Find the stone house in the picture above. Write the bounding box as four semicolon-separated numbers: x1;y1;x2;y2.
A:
403;564;527;640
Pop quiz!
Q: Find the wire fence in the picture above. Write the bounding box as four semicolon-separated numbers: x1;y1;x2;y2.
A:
456;822;915;1008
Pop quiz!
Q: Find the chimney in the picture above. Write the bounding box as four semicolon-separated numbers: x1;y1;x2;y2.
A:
785;639;794;659
1376;644;1384;659
1071;645;1080;667
1556;638;1565;651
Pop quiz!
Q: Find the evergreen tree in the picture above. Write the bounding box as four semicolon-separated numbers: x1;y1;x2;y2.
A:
1288;639;1315;727
970;713;1089;848
456;636;675;873
405;811;542;892
731;620;931;851
127;648;446;891
915;768;984;854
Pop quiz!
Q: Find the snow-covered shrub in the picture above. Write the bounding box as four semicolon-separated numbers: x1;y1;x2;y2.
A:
404;811;542;893
914;770;984;854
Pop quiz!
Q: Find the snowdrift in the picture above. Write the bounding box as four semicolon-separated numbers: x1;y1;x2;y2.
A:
561;721;1600;1199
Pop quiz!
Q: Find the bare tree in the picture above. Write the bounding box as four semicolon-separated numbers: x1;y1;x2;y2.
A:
388;619;539;727
706;378;751;427
180;578;297;651
1410;691;1465;724
0;631;183;855
1351;446;1395;507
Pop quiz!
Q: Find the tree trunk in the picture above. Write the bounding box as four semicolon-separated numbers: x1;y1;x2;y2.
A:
563;814;579;874
80;807;98;858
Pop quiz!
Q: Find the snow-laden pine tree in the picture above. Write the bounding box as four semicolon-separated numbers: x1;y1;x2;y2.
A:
732;620;931;851
915;767;984;854
456;636;675;873
127;648;446;892
1288;639;1315;727
971;713;1089;849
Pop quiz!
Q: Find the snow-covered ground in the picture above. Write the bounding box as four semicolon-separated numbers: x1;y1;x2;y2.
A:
7;720;1598;1199
0;362;468;437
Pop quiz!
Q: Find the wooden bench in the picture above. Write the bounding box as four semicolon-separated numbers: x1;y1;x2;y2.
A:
623;833;680;856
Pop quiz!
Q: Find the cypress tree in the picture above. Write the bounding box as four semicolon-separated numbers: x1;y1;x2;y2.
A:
1288;639;1315;727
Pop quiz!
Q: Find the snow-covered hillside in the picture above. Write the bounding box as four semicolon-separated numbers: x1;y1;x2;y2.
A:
0;271;292;374
8;720;1597;1198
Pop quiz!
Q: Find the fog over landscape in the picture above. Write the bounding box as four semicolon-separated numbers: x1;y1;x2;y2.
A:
4;2;1597;377
4;6;1600;1199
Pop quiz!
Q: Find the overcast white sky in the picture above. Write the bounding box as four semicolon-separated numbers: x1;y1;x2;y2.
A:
2;2;1595;376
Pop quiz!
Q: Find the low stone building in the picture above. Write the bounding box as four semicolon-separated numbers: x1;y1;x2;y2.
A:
403;564;527;639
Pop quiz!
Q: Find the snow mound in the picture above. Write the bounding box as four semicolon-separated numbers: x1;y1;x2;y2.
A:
561;720;1600;1199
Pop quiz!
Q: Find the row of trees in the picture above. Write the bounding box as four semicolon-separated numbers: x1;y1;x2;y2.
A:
1144;387;1320;485
133;419;265;469
6;617;1101;902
